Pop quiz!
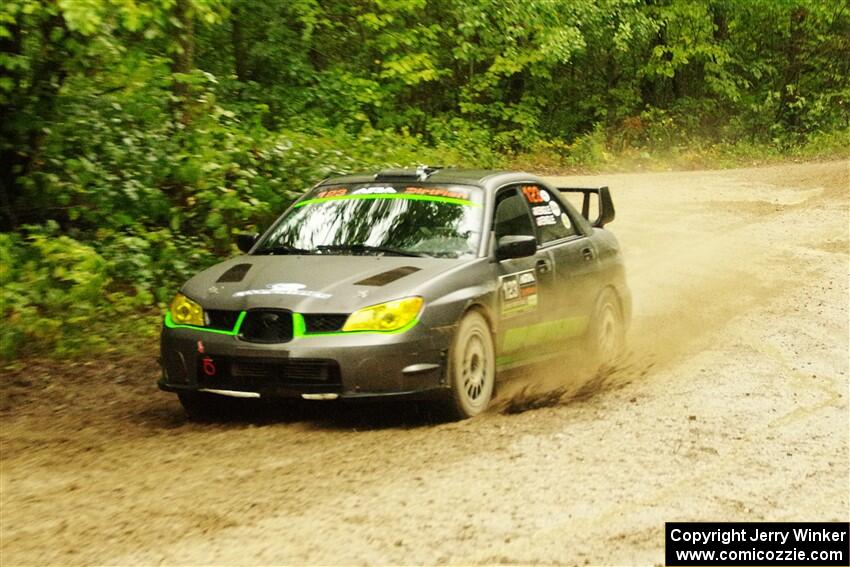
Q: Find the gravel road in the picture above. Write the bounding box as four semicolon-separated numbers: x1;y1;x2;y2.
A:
2;160;848;565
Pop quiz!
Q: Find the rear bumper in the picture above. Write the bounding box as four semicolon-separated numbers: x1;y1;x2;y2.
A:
159;323;452;399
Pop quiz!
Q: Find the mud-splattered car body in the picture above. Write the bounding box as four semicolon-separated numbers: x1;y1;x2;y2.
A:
159;168;631;406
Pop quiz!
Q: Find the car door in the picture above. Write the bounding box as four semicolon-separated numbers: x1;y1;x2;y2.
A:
521;182;601;345
491;186;557;363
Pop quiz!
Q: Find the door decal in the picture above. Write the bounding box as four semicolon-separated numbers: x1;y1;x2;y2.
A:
499;269;538;318
500;316;589;353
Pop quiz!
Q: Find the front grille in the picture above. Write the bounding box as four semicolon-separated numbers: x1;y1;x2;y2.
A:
198;356;342;392
240;309;293;343
303;314;348;333
230;359;340;383
205;309;240;331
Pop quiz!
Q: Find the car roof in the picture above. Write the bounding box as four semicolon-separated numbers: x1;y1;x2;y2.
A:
319;168;543;191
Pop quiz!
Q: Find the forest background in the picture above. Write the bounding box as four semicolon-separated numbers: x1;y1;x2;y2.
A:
1;0;847;360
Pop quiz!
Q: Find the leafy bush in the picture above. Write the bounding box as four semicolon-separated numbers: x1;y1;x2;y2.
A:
1;226;113;358
1;70;505;360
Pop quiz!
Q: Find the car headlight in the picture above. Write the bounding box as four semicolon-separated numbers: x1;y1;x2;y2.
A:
169;293;204;326
342;296;424;332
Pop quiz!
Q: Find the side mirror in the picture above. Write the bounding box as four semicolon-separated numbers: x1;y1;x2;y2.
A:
496;235;537;261
236;233;258;253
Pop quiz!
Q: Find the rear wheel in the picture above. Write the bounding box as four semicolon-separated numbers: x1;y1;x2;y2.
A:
587;289;625;367
442;311;495;420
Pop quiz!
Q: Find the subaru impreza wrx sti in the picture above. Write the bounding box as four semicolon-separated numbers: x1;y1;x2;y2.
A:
159;167;631;419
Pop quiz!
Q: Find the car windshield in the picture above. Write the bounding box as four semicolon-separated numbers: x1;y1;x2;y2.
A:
255;183;484;258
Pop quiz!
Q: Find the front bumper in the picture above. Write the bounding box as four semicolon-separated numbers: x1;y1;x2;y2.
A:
159;322;452;399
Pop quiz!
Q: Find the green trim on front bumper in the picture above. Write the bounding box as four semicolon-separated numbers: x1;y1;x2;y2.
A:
163;311;246;335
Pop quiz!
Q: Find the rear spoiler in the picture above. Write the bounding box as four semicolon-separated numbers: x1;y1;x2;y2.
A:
557;186;615;228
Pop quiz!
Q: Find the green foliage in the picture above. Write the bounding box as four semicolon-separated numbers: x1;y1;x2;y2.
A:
1;225;112;358
1;0;848;359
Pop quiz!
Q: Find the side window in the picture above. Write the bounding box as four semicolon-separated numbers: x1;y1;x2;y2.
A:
519;184;577;243
493;190;536;241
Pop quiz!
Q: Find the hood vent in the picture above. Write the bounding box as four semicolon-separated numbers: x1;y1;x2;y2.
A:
217;263;252;283
355;266;421;287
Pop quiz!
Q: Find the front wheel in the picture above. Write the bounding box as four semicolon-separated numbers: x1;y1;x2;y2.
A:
442;310;496;420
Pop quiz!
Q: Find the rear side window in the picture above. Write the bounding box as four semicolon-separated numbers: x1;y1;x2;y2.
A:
519;184;577;243
493;190;536;240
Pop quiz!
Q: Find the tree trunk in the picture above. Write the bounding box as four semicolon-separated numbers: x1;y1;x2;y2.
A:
640;5;670;108
170;0;195;122
712;3;729;41
231;3;249;82
0;13;68;230
777;6;807;133
0;20;24;230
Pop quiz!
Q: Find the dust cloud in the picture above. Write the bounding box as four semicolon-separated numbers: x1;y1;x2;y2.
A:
496;161;844;413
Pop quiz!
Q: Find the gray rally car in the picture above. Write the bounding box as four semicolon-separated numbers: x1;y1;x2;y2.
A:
160;167;631;419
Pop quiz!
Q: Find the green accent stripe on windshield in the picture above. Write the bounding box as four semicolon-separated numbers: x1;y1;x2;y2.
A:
164;311;246;336
294;194;479;207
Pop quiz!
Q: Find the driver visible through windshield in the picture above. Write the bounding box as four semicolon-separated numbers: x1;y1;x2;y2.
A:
255;183;484;259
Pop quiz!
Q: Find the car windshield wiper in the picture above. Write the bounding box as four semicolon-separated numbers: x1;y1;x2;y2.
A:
315;244;428;258
253;245;315;255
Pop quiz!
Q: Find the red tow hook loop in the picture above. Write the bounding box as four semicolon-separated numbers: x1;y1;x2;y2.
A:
201;356;216;376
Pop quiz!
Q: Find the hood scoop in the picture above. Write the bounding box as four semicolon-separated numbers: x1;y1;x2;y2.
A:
355;266;421;286
216;263;252;283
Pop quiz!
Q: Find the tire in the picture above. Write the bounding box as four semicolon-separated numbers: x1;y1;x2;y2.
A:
178;391;243;421
442;310;496;420
586;288;625;368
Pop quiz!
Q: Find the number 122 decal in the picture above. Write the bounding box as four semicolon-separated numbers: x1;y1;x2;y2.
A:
499;269;538;317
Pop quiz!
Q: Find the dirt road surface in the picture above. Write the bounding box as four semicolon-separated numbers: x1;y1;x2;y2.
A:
2;161;848;566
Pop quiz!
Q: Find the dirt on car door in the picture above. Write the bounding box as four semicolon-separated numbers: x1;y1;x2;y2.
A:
492;185;558;366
